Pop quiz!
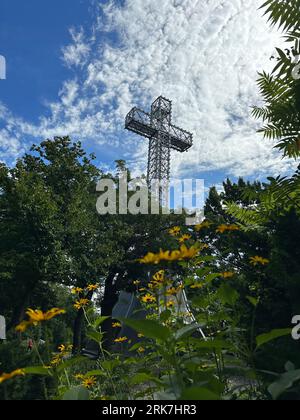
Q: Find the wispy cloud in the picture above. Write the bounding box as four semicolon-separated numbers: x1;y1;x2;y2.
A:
0;0;296;179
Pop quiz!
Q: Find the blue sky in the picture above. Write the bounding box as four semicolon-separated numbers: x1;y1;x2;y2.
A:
0;0;92;121
0;0;296;189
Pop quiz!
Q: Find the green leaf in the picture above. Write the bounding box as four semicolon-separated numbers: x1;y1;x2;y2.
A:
129;373;161;386
85;370;106;377
93;316;109;329
204;273;220;283
62;386;90;401
195;267;212;278
246;296;259;307
268;370;300;400
56;356;87;372
217;283;239;306
102;359;120;372
120;318;172;342
189;338;232;350
256;328;291;349
285;361;295;372
175;323;203;341
180;387;220;400
86;329;103;343
160;309;172;323
23;366;50;376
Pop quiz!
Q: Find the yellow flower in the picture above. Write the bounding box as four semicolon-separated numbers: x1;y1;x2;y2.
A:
169;226;181;236
50;356;62;367
178;234;192;244
82;376;97;389
139;252;161;264
216;224;240;234
86;284;99;292
221;272;235;278
250;256;270;266
114;337;128;343
27;308;66;322
138;333;144;338
141;294;156;304
179;244;199;259
16;308;65;332
58;344;65;353
190;283;204;289
152;270;165;283
15;320;34;333
195;221;212;231
138;347;145;353
74;299;90;310
112;322;122;328
0;369;25;384
168;250;182;261
139;245;199;265
166;300;175;308
71;287;84;295
133;280;141;286
166;287;178;296
74;373;85;381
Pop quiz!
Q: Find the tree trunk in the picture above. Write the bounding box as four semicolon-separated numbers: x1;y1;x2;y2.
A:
7;283;36;331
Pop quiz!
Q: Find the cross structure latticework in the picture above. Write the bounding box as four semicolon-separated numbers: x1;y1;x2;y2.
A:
125;96;193;187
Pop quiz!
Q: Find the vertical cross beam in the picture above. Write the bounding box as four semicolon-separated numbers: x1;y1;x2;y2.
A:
148;97;172;204
125;96;193;205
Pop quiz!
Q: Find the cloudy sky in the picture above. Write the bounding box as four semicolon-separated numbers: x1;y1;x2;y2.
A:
0;0;296;187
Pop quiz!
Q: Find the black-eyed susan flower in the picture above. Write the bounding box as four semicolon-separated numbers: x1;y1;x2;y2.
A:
250;256;270;266
152;270;165;283
141;294;156;304
58;344;65;353
86;283;99;292
190;283;204;289
178;234;192;244
82;376;97;389
16;320;34;333
138;252;161;264
216;224;240;234
133;280;141;286
137;333;144;338
0;369;25;384
28;308;66;322
71;287;84;295
114;337;128;343
50;356;62;367
221;272;235;279
138;347;145;353
178;244;200;259
139;245;200;265
74;299;90;310
195;221;212;231
74;373;85;381
16;308;66;332
112;322;122;328
169;226;181;236
166;287;178;296
166;300;175;308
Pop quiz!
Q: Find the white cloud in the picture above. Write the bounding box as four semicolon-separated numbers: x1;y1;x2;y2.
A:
0;0;297;180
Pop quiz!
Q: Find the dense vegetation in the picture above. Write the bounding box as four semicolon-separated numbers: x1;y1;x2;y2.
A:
0;0;300;400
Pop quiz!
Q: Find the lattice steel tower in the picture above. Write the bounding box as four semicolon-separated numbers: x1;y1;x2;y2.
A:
125;96;193;187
